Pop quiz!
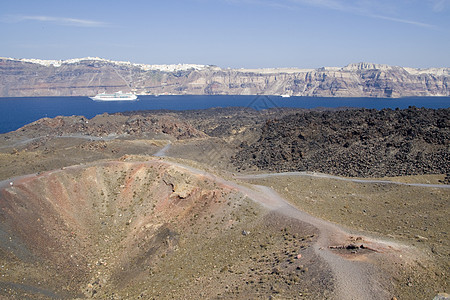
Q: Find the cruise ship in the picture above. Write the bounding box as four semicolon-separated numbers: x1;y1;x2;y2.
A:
90;91;138;101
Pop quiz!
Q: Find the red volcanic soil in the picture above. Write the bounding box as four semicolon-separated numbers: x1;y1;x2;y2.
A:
0;160;234;297
0;159;326;299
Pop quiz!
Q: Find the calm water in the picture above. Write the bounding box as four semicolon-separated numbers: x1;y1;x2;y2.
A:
0;95;448;134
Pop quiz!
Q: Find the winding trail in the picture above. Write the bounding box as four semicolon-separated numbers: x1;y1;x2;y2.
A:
236;171;450;189
1;158;430;299
240;185;393;300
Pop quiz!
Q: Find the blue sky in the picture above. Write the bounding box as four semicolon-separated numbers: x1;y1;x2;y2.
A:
1;0;449;68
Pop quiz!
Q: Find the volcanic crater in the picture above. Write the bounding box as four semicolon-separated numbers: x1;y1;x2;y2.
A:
0;158;325;299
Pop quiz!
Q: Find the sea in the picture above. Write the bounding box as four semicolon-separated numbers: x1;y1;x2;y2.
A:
0;95;449;134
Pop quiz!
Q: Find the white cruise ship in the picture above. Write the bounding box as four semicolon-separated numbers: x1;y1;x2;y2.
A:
90;91;138;101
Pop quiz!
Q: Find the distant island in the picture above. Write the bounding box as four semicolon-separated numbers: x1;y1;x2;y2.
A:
0;57;448;98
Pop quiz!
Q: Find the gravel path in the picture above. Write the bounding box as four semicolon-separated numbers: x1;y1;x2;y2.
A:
236;171;450;189
153;141;172;157
247;185;393;300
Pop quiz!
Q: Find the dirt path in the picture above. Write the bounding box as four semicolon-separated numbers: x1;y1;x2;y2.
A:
246;185;396;300
236;171;450;189
153;141;172;157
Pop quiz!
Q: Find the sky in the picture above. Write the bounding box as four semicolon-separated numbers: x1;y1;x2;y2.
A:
1;0;449;69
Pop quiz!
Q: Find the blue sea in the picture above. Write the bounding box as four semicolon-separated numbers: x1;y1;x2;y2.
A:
0;95;449;134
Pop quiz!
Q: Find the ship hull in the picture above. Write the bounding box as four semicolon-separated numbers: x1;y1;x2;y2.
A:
90;91;138;101
90;96;138;101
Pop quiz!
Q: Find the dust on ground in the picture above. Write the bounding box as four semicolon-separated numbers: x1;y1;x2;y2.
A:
243;174;449;299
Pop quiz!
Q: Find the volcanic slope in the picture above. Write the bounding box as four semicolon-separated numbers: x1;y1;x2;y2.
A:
0;108;448;299
0;112;207;181
0;158;333;299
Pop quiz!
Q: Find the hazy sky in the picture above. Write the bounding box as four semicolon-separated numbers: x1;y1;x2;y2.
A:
1;0;449;68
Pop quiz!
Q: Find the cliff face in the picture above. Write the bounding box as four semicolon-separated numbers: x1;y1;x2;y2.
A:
0;57;448;97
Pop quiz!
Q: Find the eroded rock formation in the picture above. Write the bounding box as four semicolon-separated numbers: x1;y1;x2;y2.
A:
1;57;448;97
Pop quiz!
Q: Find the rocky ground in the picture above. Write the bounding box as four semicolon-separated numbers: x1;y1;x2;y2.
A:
0;107;448;299
232;107;449;177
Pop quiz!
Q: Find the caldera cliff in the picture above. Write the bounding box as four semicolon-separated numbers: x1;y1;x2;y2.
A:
0;57;448;97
